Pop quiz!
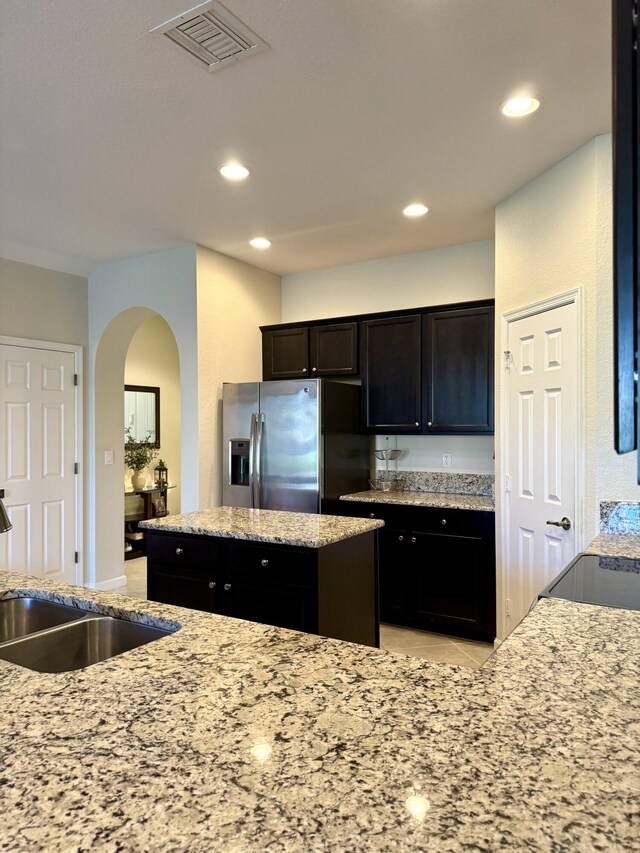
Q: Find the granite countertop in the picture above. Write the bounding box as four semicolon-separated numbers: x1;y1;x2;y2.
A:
340;489;495;512
140;506;384;548
586;533;640;559
1;570;638;851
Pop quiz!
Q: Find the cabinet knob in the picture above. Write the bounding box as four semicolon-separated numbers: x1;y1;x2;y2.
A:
208;581;216;589
427;421;432;427
398;535;404;542
312;367;317;373
441;518;447;526
369;512;375;518
411;537;416;544
415;422;420;427
224;583;232;591
302;367;307;373
175;547;184;555
261;559;269;567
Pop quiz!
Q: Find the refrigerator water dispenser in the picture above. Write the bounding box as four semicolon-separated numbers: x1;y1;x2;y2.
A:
229;439;250;486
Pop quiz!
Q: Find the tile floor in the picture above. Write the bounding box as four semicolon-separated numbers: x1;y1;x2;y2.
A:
117;557;147;600
116;557;494;669
379;623;494;669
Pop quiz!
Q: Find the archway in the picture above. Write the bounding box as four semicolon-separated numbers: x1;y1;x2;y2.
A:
92;307;181;589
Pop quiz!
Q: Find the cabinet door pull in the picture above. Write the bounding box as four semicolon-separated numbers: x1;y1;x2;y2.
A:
441;518;447;526
208;581;216;589
175;547;184;555
411;537;416;544
261;559;269;567
398;535;404;542
224;583;232;591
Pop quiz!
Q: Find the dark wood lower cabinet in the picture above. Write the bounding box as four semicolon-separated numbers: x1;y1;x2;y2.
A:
340;501;496;641
147;530;376;646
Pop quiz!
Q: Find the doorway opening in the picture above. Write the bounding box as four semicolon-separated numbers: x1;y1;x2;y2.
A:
92;309;180;591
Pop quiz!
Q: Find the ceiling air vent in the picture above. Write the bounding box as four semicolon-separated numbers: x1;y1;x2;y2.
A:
150;1;268;72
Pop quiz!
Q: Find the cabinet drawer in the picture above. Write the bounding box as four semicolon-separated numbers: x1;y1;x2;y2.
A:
225;542;316;588
147;533;220;570
409;507;484;538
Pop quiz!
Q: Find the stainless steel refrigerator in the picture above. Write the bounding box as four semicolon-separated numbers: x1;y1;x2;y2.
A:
222;379;369;513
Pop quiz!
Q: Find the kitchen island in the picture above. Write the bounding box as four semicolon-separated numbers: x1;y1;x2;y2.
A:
0;569;637;851
141;506;384;647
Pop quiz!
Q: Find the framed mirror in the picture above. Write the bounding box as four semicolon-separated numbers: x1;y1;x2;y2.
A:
124;385;160;448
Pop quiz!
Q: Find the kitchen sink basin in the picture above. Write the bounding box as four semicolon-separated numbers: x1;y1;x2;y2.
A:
0;597;88;643
0;615;172;673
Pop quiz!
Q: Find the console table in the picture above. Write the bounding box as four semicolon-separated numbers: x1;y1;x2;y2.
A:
124;485;176;560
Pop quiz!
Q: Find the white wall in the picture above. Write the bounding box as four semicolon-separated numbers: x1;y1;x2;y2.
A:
282;240;496;474
196;246;281;508
494;134;631;638
125;315;181;515
0;258;88;345
89;245;198;587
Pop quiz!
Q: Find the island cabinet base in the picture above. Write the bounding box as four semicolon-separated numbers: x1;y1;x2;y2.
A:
147;531;378;647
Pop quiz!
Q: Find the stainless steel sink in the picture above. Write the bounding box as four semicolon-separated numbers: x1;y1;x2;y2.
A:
0;614;173;673
0;597;88;642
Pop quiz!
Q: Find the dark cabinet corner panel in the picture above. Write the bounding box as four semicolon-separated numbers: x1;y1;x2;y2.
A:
361;314;422;432
262;327;310;380
423;307;494;434
310;322;358;375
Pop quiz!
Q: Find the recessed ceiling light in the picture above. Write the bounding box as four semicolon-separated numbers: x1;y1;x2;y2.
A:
218;162;251;181
403;203;429;218
250;237;271;249
500;96;541;117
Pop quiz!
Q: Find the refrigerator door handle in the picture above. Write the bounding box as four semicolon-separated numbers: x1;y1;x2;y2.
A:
249;413;258;508
254;412;265;509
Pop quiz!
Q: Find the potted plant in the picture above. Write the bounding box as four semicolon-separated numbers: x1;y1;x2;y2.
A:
125;428;158;490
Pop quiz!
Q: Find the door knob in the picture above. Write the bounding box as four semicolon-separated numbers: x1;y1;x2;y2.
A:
546;517;572;531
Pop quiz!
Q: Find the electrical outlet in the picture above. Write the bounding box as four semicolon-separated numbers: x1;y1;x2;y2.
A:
442;452;452;467
104;450;114;465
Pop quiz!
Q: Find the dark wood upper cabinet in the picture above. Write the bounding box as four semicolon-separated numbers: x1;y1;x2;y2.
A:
309;322;358;375
262;327;309;380
261;300;494;436
262;322;358;380
423;306;494;434
361;314;422;433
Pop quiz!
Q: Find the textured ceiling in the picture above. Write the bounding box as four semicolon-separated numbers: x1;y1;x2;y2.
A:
0;0;611;276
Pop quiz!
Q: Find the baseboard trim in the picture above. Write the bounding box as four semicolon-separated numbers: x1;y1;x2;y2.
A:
93;575;127;592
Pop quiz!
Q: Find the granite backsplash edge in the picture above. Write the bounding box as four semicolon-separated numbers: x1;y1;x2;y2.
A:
375;470;494;497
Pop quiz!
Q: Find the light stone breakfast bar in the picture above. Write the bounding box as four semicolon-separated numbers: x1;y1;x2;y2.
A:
0;563;638;851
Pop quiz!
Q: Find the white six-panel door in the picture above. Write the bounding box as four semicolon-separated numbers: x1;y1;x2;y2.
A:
0;343;78;583
504;299;579;631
